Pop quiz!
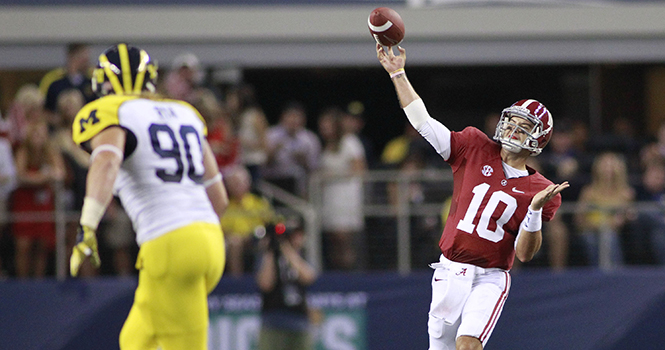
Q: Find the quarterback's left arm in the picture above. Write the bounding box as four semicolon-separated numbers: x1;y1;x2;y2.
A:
71;126;126;276
515;181;569;262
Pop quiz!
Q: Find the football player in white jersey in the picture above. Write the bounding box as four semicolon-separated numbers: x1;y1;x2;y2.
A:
69;43;229;350
376;43;569;350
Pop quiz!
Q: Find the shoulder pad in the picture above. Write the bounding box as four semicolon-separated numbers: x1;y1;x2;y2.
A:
72;95;138;146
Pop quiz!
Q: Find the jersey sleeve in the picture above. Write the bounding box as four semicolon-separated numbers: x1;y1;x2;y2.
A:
447;126;492;168
72;96;124;147
404;99;452;160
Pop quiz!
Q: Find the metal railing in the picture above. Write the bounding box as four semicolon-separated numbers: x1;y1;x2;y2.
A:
255;179;322;271
3;171;665;279
0;181;74;280
308;169;454;274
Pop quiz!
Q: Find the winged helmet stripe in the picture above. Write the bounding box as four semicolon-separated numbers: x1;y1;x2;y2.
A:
133;49;150;94
520;99;537;109
98;54;124;95
118;44;133;94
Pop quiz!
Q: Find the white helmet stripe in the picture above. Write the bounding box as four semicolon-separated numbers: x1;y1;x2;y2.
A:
519;99;537;108
368;16;394;32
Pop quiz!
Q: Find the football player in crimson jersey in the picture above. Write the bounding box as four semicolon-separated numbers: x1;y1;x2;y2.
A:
376;43;569;350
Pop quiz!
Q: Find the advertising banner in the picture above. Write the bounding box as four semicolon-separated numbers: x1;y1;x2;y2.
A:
208;292;368;350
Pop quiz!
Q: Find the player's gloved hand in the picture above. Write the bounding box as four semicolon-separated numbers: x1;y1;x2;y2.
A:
70;225;101;277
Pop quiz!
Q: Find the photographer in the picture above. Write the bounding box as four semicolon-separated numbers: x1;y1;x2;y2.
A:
255;222;318;350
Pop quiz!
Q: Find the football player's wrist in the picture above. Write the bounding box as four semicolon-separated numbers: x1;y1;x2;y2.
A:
522;207;543;232
80;197;106;231
389;68;405;79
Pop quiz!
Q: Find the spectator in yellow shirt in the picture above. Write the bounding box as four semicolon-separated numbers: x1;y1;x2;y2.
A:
221;165;275;276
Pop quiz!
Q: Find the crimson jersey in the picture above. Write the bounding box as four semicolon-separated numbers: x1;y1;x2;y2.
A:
441;126;561;270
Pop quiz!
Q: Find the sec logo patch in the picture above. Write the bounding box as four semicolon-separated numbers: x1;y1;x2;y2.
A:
482;165;493;177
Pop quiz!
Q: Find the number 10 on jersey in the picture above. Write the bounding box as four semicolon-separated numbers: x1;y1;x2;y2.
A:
456;183;518;243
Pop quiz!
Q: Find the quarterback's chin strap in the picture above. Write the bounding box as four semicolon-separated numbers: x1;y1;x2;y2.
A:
203;173;223;188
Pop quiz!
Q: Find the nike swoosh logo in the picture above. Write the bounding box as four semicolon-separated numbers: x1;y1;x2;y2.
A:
434;278;443;282
512;187;525;194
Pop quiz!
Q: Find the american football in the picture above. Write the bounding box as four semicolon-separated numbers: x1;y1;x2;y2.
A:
367;7;405;47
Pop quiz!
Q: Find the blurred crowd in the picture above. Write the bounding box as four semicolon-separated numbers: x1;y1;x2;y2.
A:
2;43;665;278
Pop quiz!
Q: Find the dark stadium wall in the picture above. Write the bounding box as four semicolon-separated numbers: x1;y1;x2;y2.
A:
4;269;665;350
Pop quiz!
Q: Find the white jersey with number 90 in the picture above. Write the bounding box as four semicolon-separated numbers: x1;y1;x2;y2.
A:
73;95;219;245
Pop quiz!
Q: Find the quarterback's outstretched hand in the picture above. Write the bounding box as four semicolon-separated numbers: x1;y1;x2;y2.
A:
530;181;569;211
70;225;101;277
376;43;405;74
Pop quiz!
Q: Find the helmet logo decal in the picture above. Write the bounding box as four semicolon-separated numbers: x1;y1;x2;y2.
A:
482;165;494;177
